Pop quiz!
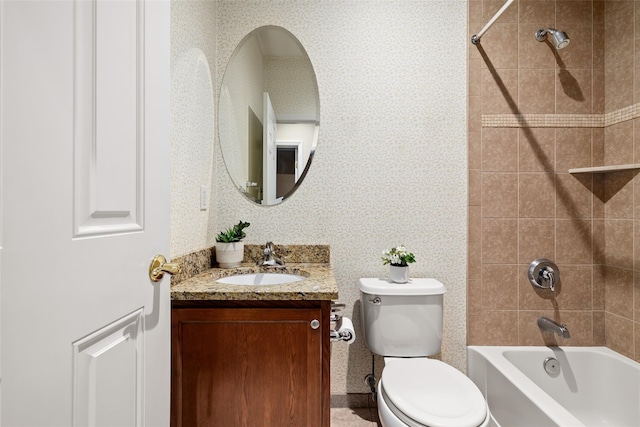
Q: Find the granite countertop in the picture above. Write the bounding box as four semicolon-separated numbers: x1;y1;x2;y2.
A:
170;263;339;301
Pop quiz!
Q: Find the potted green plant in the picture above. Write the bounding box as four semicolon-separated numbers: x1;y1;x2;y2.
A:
215;220;250;268
381;245;416;283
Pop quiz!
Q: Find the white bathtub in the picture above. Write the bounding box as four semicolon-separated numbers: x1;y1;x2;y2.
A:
468;346;640;427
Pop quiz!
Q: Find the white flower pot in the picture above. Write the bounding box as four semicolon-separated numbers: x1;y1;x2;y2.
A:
215;241;244;268
389;265;409;283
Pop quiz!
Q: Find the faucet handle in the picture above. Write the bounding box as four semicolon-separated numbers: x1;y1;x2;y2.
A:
528;258;561;292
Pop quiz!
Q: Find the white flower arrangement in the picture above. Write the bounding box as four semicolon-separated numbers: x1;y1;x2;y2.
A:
381;245;416;267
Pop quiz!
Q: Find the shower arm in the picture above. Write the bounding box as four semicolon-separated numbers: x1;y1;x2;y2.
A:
471;0;515;45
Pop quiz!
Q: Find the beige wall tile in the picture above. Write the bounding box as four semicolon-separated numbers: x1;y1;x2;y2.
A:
468;0;639;355
556;310;594;346
557;1;592;23
604;220;634;269
634;119;640;164
592;128;604;167
605;122;634;165
553;265;592;310
519;0;555;24
635;322;640;362
519;128;556;172
556;173;593;219
469;0;484;25
469;96;482;133
468;279;483;316
635;224;640;272
483;0;518;22
554;22;593;70
593;1;605;70
518;309;566;346
605;312;634;358
482;218;519;263
593;69;605;114
593;176;605;219
605;65;634;112
469;238;482;277
519;272;557;310
604;1;634;71
481;264;519;309
556;128;592;172
468;311;519;345
555;69;593;114
469;206;482;243
483;173;518;217
469;58;483;98
605;265;634;318
556;219;593;264
481;68;519;114
519;173;556;217
593;310;606;345
519;23;556;70
594;264;606;310
482;128;518;171
478;23;519;70
470;169;482;206
519;69;556;114
469;131;482;170
593;219;606;264
519;219;556;263
604;172;635;219
634;272;640;324
634;174;640;219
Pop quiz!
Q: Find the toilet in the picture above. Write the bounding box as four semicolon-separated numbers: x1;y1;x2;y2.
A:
359;278;490;427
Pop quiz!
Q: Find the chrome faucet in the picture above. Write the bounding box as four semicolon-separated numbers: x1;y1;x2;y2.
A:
257;241;285;266
538;316;570;338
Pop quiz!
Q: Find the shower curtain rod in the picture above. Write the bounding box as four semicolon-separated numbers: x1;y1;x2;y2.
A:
471;0;515;45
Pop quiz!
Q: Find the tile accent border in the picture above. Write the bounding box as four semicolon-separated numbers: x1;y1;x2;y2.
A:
482;103;640;128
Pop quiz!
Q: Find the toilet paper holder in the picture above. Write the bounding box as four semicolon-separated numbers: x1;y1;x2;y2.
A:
330;319;353;342
330;301;354;342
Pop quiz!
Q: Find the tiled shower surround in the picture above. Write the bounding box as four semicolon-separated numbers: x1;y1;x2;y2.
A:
468;0;640;361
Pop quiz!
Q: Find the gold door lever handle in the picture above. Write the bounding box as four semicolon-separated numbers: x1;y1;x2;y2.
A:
149;255;182;282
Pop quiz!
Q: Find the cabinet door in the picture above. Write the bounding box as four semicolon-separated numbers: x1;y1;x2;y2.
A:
172;307;323;427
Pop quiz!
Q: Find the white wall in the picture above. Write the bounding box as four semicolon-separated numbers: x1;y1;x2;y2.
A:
170;0;468;395
170;0;218;257
214;0;468;394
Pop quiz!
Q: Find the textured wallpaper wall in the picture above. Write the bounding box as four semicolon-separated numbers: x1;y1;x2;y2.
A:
171;0;468;395
170;0;218;257
214;0;468;394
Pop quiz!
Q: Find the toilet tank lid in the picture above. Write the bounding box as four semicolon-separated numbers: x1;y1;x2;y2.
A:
358;278;446;295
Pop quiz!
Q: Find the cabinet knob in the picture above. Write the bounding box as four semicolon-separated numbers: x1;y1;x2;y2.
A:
310;319;320;330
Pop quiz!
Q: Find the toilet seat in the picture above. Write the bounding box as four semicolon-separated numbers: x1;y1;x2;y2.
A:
380;358;488;427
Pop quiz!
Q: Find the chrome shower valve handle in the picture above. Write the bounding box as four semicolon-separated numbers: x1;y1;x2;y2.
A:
528;258;561;292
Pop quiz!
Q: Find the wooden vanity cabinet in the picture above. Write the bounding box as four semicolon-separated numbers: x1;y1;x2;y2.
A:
171;300;331;427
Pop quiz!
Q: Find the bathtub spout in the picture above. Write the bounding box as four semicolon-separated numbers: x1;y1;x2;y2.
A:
538;316;570;338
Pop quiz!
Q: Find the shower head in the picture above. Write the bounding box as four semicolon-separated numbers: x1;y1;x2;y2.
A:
535;28;570;49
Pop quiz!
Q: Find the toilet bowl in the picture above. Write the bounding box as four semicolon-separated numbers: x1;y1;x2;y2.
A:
376;358;489;427
358;278;491;427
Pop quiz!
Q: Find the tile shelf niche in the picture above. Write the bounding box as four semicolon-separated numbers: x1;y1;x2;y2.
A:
569;164;640;174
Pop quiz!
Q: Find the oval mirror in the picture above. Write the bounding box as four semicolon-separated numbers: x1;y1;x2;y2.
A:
219;26;320;206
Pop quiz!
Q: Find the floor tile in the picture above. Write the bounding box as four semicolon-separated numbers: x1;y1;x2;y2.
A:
330;407;378;426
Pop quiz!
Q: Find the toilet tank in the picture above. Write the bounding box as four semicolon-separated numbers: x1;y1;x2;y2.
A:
358;278;446;357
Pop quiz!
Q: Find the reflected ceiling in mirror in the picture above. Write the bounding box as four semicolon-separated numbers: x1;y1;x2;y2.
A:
219;26;320;206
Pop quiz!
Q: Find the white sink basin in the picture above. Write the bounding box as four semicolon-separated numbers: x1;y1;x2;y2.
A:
216;273;305;286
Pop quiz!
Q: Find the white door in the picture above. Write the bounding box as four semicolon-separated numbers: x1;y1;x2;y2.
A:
0;1;171;426
263;92;278;205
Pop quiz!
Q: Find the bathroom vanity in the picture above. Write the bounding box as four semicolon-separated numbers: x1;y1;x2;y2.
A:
170;261;338;427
